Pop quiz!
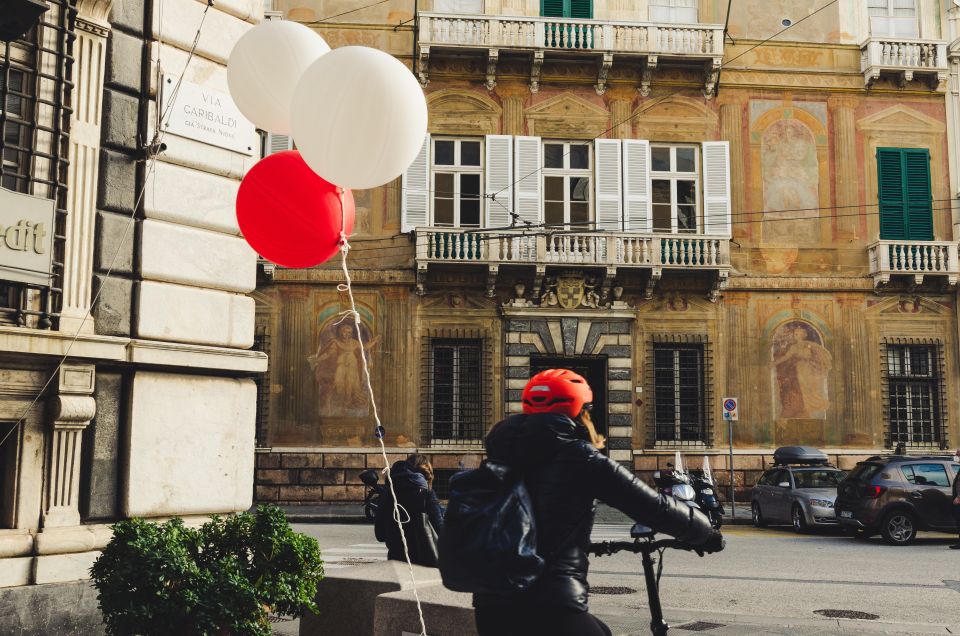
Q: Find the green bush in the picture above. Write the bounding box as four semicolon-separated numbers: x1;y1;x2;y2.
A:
90;505;324;636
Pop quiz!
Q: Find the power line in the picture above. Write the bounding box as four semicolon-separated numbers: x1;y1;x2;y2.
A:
314;0;393;23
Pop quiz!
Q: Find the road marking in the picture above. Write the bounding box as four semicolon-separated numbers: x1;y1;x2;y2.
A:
590;570;951;590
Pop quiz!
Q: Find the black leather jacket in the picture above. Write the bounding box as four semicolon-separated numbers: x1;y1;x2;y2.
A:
474;413;714;612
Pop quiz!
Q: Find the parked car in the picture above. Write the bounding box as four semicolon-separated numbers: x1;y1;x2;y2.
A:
751;447;846;533
835;455;960;545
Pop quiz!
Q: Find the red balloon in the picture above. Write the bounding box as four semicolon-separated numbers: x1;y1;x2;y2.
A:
236;150;355;268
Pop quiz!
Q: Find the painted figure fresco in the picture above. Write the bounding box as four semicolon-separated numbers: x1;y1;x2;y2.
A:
761;118;820;244
772;320;832;419
308;320;380;418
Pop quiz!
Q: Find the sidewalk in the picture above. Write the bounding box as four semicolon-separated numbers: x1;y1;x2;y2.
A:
279;502;755;525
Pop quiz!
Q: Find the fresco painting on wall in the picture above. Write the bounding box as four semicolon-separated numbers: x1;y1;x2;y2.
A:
761;118;820;245
772;320;832;420
309;319;380;419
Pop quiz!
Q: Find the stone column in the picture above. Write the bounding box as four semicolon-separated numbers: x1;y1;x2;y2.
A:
718;92;746;223
60;0;114;333
499;85;527;136
607;90;633;139
828;96;860;239
43;364;96;528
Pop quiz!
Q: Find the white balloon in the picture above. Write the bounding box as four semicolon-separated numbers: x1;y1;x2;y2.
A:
227;20;329;135
291;46;429;190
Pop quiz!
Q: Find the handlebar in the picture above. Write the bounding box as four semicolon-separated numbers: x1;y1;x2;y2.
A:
588;538;702;557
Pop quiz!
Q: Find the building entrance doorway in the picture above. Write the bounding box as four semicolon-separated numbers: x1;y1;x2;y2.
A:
529;355;608;444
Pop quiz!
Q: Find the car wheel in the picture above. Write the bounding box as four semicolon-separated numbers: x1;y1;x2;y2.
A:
792;504;808;534
752;501;766;528
880;510;917;546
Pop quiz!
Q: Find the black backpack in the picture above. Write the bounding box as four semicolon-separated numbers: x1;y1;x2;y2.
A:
438;462;544;594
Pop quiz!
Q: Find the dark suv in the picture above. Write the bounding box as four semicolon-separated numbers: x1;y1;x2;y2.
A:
835;455;959;545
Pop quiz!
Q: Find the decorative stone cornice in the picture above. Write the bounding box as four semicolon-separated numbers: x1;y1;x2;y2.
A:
75;16;110;37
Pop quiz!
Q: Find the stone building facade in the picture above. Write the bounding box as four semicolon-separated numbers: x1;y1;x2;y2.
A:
0;0;264;630
254;0;958;505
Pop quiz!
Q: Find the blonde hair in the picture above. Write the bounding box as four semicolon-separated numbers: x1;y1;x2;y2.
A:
578;409;606;450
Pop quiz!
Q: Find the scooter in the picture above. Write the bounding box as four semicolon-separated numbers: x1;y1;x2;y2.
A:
653;453;697;509
359;468;386;522
590;523;713;635
689;469;724;528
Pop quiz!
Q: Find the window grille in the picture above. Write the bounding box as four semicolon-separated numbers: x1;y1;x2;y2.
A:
253;330;271;448
0;2;75;329
647;334;713;447
882;341;946;449
421;336;489;447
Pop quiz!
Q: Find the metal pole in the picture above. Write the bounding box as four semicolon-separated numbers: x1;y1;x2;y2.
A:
728;419;735;521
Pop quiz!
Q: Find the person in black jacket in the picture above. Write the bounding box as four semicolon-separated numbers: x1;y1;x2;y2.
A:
374;454;444;565
474;369;723;636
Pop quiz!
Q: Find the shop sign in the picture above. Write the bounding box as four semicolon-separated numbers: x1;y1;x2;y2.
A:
0;187;55;286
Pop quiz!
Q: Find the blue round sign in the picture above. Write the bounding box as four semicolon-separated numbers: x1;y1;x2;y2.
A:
723;399;737;411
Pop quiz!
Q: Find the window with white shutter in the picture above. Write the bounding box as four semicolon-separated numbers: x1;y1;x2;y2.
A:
868;0;919;38
650;144;700;233
263;132;293;157
623;139;652;232
701;141;731;236
402;134;431;232
650;0;698;24
431;137;483;228
514;136;543;227
542;140;591;229
594;139;622;231
485;134;513;228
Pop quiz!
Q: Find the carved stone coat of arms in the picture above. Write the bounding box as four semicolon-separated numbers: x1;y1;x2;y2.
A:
557;275;585;310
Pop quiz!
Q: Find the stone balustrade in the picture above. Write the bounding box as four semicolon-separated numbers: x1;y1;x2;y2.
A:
867;240;959;288
860;37;947;89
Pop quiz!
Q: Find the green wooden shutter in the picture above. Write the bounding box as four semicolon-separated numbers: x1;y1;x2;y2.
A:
541;0;564;17
570;0;593;18
877;148;906;240
903;148;933;240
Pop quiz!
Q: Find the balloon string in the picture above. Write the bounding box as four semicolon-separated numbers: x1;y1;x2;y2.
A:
337;189;428;636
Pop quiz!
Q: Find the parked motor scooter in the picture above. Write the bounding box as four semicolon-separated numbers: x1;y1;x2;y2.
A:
653;455;698;510
690;457;724;528
359;468;386;522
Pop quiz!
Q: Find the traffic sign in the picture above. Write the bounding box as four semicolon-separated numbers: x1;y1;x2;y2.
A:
722;397;738;421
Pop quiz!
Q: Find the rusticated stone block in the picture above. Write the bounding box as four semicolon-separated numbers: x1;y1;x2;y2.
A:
281;453;323;468
367;453;408;468
255;486;279;502
344;468;369;485
324;453;366;468
256;453;281;469
256;469;297;485
278;485;324;502
634;455;658;470
299;469;344;485
323;485;366;501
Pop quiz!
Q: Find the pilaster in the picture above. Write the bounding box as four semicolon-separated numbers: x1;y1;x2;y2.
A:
718;92;746;224
498;85;527;136
828;96;860;239
42;364;96;528
60;1;114;333
606;90;633;140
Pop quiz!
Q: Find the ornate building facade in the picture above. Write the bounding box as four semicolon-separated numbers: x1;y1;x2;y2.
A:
254;0;957;504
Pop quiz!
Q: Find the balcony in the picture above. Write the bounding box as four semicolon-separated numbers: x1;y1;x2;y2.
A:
415;228;731;301
861;38;947;89
417;13;725;96
867;240;959;289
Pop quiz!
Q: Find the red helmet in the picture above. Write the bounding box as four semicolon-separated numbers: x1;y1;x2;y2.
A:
521;369;593;418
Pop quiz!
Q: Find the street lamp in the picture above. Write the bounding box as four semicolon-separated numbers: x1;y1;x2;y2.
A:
0;0;49;43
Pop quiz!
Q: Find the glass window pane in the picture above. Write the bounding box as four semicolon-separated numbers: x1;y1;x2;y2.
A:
435;172;455;197
461;199;481;227
678;205;697;231
545;201;564;226
570;177;590;202
461;141;481;166
652;179;671;204
677;180;696;204
544;143;564;169
460;173;480;197
434;196;454;225
676;147;696;172
545;176;564;201
570;202;589;227
569;144;589;170
653;204;672;231
652;147;671;172
435;140;455;165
